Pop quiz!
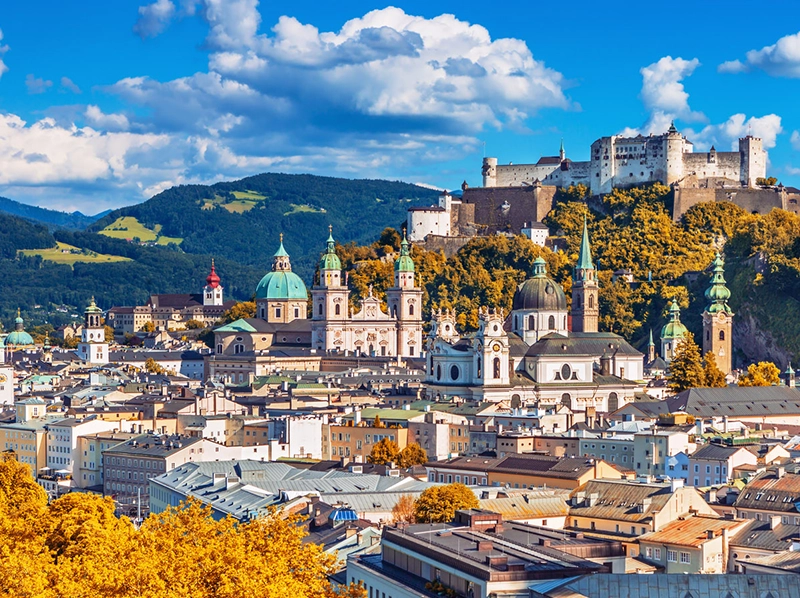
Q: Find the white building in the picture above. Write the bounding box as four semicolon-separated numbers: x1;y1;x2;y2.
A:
45;416;120;473
77;298;109;365
407;192;458;242
521;222;549;247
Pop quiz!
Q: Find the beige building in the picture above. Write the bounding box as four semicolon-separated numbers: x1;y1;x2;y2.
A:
568;478;718;555
638;515;748;574
323;423;409;461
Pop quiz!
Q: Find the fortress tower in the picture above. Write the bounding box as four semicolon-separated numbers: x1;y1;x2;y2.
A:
702;253;734;374
664;121;687;186
739;136;766;187
482;157;498;187
571;219;599;333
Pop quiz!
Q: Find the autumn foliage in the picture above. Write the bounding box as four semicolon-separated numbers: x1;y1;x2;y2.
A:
0;456;365;598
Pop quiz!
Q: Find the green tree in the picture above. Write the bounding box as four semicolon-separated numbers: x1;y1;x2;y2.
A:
397;443;428;468
702;352;727;388
222;301;256;323
668;332;705;392
413;483;479;523
738;361;781;387
367;438;399;465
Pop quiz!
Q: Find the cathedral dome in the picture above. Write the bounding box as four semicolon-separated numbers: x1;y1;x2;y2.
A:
255;271;308;301
512;257;567;311
6;309;34;347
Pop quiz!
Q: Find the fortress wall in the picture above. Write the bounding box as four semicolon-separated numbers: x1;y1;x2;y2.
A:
496;164;558;186
682;152;740;181
418;235;474;258
451;202;475;232
673;186;785;220
563;162;592;188
462;185;558;232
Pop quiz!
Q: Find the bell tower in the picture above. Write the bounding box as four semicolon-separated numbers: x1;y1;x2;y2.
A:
386;231;423;358
571;218;599;333
311;226;350;351
78;298;109;365
203;259;224;306
702;253;734;374
473;307;509;386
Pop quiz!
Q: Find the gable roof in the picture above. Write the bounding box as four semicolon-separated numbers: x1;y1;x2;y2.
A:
667;387;800;418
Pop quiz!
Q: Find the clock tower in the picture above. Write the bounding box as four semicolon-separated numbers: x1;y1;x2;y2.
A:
78;298;109;365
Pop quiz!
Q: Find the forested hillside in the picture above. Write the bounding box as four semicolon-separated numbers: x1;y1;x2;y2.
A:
0;196;104;230
89;173;440;280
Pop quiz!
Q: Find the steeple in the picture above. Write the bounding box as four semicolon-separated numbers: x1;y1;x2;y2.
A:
647;329;655;363
571;216;598;333
702;252;734;374
559;138;565;161
204;258;225;306
206;259;221;288
273;234;292;272
668;120;678;134
394;229;415;274
320;225;342;273
576;216;594;275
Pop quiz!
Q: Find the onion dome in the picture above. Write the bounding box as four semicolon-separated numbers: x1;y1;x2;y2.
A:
6;308;34;347
704;253;733;314
255;237;308;300
206;259;221;289
660;299;688;340
319;225;342;272
395;231;415;273
512;257;568;311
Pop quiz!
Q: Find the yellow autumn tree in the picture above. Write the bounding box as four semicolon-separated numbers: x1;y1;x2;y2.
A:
391;494;417;524
738;361;781;387
413;483;478;523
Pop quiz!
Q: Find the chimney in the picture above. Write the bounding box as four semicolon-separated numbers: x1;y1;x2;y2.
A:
771;515;782;530
777;467;786;479
345;527;358;539
354;408;362;425
670;478;684;492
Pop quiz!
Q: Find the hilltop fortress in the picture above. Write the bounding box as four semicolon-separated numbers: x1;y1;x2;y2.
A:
481;123;766;194
408;125;800;250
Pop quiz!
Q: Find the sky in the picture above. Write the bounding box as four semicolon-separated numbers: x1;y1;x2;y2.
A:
1;0;800;213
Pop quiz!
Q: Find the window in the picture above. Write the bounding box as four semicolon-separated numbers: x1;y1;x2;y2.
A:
493;358;501;379
667;550;677;563
654;548;661;560
561;364;571;380
548;315;555;329
528;315;535;330
409;304;415;316
318;304;323;316
294;308;299;319
335;304;341;316
719;330;725;341
680;552;691;564
450;365;460;381
275;307;282;318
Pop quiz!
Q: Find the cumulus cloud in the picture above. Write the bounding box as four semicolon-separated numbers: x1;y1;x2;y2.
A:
59;77;81;94
0;29;8;80
1;4;573;211
84;105;130;131
622;56;704;136
133;0;176;38
25;74;52;94
719;31;800;77
791;130;800;150
684;113;783;150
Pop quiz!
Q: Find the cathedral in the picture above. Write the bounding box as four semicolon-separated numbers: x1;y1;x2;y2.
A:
212;229;423;371
425;221;644;411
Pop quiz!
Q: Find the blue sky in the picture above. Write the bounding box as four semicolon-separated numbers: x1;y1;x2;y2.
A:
1;0;799;213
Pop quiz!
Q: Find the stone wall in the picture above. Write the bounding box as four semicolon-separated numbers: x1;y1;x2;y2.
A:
461;184;558;233
673;184;800;220
419;235;473;258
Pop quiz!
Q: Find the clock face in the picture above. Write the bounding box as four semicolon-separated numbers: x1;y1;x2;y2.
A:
492;343;501;352
0;374;6;383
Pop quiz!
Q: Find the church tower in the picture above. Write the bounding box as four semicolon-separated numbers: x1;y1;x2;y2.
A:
311;227;350;350
473;307;510;386
78;298;108;365
386;232;423;357
660;299;688;362
571;218;599;333
702;253;734;374
203;260;223;306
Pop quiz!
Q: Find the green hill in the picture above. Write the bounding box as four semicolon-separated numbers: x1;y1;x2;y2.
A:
89;172;440;280
0;196;106;230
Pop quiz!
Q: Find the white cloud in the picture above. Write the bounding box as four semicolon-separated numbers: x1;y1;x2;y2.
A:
85;105;130;131
133;0;176;38
0;29;8;80
720;31;800;77
684;114;783;150
60;77;81;94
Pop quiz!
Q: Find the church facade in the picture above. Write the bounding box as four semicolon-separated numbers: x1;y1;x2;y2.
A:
211;230;424;378
425;221;644;410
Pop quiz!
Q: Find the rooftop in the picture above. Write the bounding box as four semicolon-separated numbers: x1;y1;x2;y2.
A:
637;515;745;548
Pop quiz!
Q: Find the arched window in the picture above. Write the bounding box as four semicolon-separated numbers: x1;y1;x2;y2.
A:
450;365;460;381
608;392;619;412
318;304;323;316
334;304;340;316
529;315;535;330
477;357;482;378
561;393;571;408
588;295;594;308
436;364;442;381
409;303;415;316
548;315;555;329
719;330;725;341
493;357;501;379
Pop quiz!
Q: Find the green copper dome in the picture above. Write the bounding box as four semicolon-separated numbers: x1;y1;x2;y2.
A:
395;233;415;273
319;226;342;272
660;299;688;340
255;238;308;300
704;253;733;314
513;258;567;311
6;309;34;347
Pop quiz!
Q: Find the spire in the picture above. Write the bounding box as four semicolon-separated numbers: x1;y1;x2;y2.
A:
206;259;222;288
648;329;654;347
576;216;594;272
395;228;414;273
668;120;678;134
272;235;292;272
320;225;342;272
559;138;565;161
704;252;733;314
